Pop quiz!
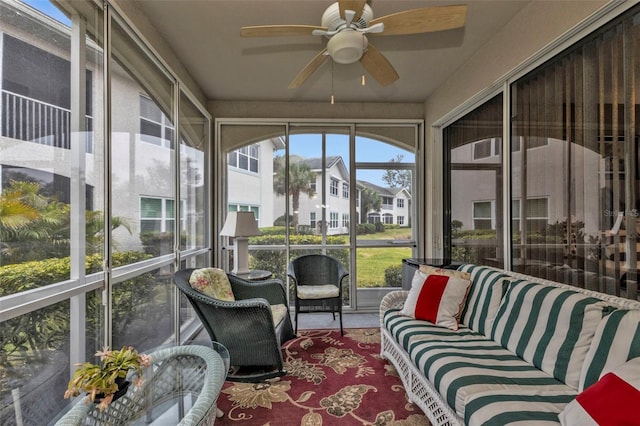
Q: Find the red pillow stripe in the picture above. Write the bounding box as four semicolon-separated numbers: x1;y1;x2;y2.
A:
400;271;471;330
575;373;640;425
559;357;640;426
414;274;450;323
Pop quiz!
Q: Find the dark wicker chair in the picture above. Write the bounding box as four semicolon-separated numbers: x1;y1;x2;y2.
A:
287;254;348;335
173;268;296;382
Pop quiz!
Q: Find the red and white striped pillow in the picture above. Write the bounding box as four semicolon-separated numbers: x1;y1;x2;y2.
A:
400;269;471;330
559;357;640;425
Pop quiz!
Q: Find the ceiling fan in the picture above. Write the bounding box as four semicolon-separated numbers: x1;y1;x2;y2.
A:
240;1;467;89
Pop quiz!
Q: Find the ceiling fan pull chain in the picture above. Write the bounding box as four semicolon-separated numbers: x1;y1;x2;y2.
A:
331;59;335;104
361;34;366;86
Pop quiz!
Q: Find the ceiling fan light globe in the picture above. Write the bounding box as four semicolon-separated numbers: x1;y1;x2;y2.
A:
327;30;367;64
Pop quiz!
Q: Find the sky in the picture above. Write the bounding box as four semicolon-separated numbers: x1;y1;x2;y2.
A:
21;0;70;25
286;134;414;187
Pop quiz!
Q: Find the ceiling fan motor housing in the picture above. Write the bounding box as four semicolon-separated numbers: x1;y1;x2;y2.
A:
321;2;373;32
327;30;368;64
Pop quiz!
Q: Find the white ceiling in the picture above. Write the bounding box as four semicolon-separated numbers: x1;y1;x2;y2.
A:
133;0;531;103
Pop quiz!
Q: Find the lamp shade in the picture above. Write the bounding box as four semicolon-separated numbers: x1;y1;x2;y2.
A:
220;211;260;237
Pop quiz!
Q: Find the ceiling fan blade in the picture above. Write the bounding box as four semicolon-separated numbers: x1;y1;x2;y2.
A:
370;5;467;36
360;43;399;87
240;25;327;37
289;49;330;89
338;0;367;22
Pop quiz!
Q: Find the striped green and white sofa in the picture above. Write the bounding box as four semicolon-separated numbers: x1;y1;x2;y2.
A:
380;264;640;426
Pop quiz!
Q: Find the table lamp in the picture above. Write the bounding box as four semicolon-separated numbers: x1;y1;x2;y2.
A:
220;211;260;275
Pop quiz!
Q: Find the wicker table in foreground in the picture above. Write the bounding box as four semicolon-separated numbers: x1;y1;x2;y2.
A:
55;344;227;426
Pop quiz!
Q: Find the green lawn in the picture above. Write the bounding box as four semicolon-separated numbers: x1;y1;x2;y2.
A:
358;227;412;240
356;227;413;287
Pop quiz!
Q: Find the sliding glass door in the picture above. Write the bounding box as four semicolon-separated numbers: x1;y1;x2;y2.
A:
218;121;420;310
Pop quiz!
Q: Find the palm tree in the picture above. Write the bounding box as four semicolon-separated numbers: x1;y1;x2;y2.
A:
360;187;382;224
0;181;66;263
273;155;316;229
0;181;131;264
0;186;39;237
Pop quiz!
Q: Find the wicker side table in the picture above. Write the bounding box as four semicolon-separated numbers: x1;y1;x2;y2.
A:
55;344;227;425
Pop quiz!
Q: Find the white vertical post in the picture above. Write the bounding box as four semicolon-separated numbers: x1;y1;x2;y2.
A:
69;13;88;375
11;388;23;426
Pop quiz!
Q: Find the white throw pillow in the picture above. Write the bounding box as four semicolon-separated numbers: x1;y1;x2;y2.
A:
400;269;471;330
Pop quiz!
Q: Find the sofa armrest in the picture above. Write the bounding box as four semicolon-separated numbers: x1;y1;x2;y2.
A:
380;290;409;323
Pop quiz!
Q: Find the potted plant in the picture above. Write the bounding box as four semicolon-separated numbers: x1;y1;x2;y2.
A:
64;346;151;411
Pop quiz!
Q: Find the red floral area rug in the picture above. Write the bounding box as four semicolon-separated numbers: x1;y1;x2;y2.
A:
215;328;430;425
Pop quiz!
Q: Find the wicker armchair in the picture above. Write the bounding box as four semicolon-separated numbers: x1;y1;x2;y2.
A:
287;254;348;335
173;268;296;382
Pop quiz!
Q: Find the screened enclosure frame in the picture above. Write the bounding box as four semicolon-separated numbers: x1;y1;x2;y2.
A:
435;1;640;301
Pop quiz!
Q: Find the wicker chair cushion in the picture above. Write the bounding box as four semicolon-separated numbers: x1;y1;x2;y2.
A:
297;284;340;299
189;267;235;301
271;304;289;326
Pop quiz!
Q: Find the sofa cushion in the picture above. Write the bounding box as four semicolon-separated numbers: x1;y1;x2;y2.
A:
457;264;511;335
297;284;340;299
400;270;471;330
560;357;640;426
490;280;609;389
408;328;577;424
383;307;480;353
189;267;235;301
579;309;640;391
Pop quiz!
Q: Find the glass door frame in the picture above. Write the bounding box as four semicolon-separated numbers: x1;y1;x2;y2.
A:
215;118;424;311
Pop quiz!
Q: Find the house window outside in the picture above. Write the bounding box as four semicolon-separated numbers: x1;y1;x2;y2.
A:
330;178;339;196
473;201;493;230
140;197;183;232
512;198;549;232
472;138;501;160
525;198;548;232
397;216;405;225
228;204;260;222
381;196;393;210
140;95;174;149
383;213;393;224
397;198;404;208
342;213;349;228
329;212;339;228
310;211;317;228
342;182;349;198
228;144;259;173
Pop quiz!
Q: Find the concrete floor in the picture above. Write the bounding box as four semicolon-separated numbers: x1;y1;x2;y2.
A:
294;312;380;331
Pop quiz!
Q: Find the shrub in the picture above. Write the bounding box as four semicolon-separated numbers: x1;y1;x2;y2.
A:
139;232;186;256
0;251;155;390
356;223;376;234
250;234;349;282
384;264;402;287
